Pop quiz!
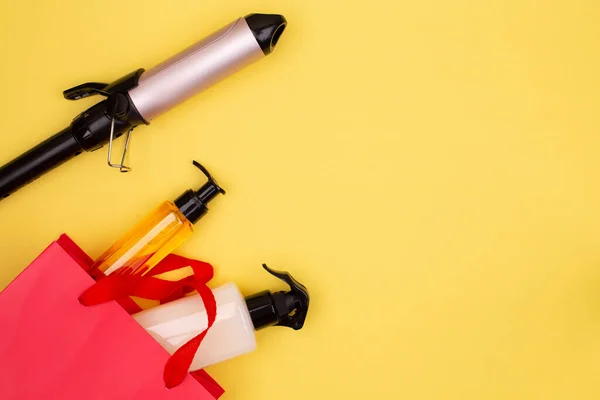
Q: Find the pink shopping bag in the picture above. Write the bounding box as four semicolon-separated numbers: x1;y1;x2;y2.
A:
0;235;224;400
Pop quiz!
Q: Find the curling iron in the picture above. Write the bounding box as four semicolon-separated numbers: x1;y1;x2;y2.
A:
0;13;287;200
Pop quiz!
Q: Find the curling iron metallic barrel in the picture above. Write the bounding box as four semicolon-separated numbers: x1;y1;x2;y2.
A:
0;13;287;200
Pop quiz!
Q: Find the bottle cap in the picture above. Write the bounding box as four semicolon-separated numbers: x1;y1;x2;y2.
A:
245;264;310;331
174;161;226;224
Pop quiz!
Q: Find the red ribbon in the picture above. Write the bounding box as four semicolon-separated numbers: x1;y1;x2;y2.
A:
79;254;217;389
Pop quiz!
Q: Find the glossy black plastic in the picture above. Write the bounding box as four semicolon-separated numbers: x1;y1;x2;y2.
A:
246;290;279;330
244;14;287;55
70;100;131;151
63;82;108;100
174;161;225;224
245;264;310;331
0;127;83;199
0;69;146;200
63;69;144;101
66;69;147;126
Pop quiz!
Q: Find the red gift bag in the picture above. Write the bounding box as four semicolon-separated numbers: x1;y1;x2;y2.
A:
0;235;224;400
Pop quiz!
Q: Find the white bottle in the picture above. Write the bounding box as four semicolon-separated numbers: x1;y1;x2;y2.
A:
133;264;309;371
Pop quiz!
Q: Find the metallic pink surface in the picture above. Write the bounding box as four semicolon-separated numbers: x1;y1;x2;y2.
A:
129;18;264;121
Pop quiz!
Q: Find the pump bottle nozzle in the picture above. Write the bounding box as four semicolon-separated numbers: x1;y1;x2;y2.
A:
174;161;225;224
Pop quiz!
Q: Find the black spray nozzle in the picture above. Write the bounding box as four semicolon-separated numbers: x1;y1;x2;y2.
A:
174;161;225;224
245;14;287;55
246;264;310;331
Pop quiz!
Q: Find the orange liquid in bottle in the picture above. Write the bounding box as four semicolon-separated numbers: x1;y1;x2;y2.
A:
90;201;193;277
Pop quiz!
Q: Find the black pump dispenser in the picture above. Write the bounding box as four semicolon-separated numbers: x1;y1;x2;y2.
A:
174;161;225;224
245;264;310;331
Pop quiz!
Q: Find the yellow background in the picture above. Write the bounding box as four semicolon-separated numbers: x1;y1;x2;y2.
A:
1;0;599;398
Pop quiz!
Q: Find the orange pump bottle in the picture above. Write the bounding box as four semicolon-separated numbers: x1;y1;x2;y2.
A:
90;161;225;277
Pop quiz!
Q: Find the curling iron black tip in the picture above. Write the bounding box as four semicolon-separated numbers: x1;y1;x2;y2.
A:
244;14;287;55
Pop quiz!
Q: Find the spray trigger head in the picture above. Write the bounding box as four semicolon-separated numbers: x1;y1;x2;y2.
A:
263;264;310;330
245;264;310;331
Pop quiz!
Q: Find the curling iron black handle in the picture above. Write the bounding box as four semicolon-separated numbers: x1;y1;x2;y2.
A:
0;97;140;201
0;127;84;200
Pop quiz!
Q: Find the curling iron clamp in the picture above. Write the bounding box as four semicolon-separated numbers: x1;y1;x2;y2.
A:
0;13;287;200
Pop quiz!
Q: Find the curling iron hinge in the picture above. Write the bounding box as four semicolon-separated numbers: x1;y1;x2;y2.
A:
65;69;148;173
